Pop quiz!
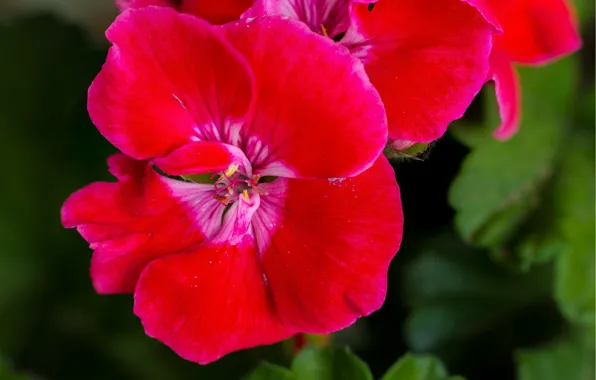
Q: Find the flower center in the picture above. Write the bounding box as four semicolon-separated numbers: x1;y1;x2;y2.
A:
320;23;346;43
212;163;269;205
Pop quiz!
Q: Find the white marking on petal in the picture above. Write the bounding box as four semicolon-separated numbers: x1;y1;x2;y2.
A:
172;93;187;110
251;178;289;256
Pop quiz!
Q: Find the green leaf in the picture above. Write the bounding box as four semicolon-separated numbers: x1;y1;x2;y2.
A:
449;58;578;248
181;173;217;184
244;363;296;380
291;347;373;380
516;337;595;380
381;354;464;380
553;132;595;328
384;143;431;161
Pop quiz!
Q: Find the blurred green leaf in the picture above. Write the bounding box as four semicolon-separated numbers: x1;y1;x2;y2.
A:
449;58;578;249
291;347;372;380
0;358;30;380
574;0;596;25
517;235;568;271
246;350;464;380
244;363;296;380
381;354;464;380
0;14;104;356
553;132;595;329
402;233;556;359
516;337;595;380
246;347;373;380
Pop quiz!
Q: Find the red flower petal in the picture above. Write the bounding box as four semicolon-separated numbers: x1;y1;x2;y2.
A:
181;0;254;24
117;0;254;25
152;141;246;176
488;0;581;65
89;7;254;159
490;53;521;140
134;238;292;365
344;0;494;142
116;0;172;11
258;157;402;332
219;17;387;179
61;154;222;293
463;0;503;31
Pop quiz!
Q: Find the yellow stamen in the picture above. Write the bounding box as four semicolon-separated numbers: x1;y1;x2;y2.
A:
227;187;234;195
320;24;329;38
242;189;250;201
213;194;229;204
224;163;239;177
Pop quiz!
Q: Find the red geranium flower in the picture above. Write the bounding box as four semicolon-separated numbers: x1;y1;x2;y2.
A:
244;0;495;146
62;7;403;364
480;0;581;140
117;0;254;24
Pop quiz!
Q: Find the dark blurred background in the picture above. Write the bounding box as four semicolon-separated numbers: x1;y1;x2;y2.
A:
0;1;594;379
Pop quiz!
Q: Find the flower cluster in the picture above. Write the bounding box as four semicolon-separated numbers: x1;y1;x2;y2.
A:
61;0;580;365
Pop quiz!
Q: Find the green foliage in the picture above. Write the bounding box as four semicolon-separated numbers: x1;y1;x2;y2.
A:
449;59;578;249
384;143;431;161
245;348;463;380
244;347;372;380
244;363;296;380
516;336;595;380
402;233;554;356
0;13;104;355
553;133;595;329
291;347;372;380
448;17;594;380
0;358;30;380
574;0;596;25
381;354;464;380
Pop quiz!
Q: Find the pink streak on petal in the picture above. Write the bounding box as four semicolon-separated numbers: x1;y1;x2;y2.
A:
491;55;522;141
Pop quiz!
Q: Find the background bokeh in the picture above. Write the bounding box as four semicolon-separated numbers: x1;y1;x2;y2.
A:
0;1;594;379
